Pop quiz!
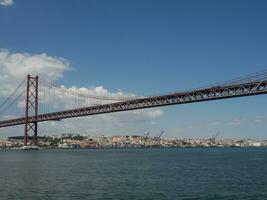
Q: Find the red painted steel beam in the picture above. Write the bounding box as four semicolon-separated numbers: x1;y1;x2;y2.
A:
23;75;38;145
0;80;267;128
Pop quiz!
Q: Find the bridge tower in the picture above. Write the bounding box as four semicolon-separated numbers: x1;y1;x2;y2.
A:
24;75;38;146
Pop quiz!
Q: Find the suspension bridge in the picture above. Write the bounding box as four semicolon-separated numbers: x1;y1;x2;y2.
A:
1;70;267;146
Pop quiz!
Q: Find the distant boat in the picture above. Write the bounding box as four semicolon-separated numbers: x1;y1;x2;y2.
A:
58;143;71;149
58;143;81;149
22;146;40;150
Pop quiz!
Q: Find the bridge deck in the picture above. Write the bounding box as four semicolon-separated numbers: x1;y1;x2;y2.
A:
0;80;267;128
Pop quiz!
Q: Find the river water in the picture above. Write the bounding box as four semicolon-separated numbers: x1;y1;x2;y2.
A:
0;148;266;200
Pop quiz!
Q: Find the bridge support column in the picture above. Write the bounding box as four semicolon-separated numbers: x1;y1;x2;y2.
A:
24;75;38;146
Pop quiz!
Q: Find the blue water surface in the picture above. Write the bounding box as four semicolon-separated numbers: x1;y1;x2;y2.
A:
0;148;266;200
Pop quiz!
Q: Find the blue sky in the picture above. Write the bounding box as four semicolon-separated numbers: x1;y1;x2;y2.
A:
0;0;267;139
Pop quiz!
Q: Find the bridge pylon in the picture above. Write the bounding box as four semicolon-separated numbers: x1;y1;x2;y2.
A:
24;75;38;146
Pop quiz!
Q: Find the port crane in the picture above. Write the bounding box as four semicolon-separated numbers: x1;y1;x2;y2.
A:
155;130;164;146
143;131;150;147
209;132;220;146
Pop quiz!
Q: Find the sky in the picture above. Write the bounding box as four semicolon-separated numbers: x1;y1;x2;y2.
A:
0;0;267;139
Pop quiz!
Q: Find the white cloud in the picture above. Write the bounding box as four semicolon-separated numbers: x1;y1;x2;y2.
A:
0;0;14;6
0;49;70;96
0;50;163;137
39;108;163;136
147;109;163;119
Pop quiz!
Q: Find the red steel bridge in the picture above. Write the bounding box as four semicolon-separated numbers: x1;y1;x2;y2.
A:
1;70;267;145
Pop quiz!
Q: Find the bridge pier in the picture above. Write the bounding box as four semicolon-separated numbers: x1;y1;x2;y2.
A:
24;75;38;146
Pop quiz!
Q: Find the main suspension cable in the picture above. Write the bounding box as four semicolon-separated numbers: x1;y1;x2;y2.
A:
0;78;26;109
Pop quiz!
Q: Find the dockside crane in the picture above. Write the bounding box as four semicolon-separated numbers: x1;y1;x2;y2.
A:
155;130;164;147
209;132;220;146
143;131;150;147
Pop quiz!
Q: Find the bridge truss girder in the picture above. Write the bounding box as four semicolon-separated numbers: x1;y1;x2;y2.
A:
0;80;266;128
